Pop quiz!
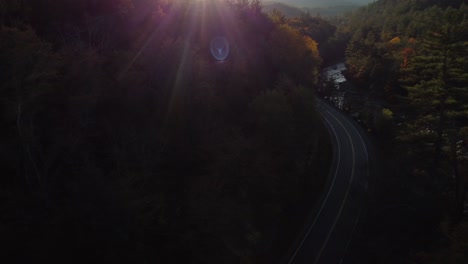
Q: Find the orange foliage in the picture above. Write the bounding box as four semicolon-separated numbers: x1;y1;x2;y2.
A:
389;36;401;45
408;37;417;45
401;47;415;68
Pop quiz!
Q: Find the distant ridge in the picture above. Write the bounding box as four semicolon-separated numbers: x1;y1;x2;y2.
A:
263;0;375;8
263;2;305;17
263;2;361;17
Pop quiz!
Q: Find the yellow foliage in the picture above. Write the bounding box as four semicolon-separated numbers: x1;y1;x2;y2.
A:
269;24;320;64
382;108;393;120
389;36;401;45
303;36;319;57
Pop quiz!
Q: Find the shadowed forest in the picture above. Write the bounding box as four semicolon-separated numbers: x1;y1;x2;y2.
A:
1;0;330;263
1;0;467;263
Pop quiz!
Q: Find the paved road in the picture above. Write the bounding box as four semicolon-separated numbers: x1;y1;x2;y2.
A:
285;100;372;264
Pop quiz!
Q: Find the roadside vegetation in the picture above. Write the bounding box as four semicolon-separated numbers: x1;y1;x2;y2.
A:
334;0;468;262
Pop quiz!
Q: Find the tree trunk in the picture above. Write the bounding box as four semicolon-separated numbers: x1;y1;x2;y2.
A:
455;160;468;225
450;133;462;224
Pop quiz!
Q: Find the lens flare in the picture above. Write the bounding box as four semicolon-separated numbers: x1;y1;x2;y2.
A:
210;37;229;61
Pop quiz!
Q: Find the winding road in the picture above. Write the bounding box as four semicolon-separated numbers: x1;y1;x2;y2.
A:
285;99;372;264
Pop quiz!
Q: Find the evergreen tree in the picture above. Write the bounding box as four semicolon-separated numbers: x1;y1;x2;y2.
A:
399;6;468;221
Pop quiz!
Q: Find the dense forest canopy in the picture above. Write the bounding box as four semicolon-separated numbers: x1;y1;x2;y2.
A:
340;0;468;263
0;0;332;263
344;0;468;168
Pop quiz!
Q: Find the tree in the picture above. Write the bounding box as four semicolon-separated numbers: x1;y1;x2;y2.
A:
399;6;468;222
267;23;322;86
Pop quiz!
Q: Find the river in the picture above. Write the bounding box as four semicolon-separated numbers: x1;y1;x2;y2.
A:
321;62;348;110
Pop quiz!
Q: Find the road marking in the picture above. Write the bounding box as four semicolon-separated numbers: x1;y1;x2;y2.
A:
324;105;371;264
327;105;369;162
313;110;356;264
287;111;342;264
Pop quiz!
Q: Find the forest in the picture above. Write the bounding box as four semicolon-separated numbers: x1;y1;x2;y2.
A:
338;0;468;263
1;0;467;263
0;0;330;263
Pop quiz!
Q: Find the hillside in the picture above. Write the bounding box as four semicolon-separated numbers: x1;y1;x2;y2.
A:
0;1;331;263
263;2;305;17
264;1;360;16
265;0;375;8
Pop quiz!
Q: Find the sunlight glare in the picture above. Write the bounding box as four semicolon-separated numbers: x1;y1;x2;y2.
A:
210;37;230;61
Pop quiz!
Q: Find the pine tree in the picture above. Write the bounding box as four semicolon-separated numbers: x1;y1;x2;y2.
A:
400;6;468;221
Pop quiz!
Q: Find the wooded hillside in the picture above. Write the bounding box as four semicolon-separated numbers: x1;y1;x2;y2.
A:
0;1;330;263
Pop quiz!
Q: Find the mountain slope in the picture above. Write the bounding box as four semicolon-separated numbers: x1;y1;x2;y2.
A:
263;2;305;17
265;0;375;8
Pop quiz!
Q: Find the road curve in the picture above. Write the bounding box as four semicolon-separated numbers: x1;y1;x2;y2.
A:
285;99;372;264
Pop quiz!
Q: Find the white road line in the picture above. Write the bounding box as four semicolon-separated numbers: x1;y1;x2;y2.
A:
324;104;368;162
322;103;370;264
341;119;368;162
313;110;356;264
287;112;342;264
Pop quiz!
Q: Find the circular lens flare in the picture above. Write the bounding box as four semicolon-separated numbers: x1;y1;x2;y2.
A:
210;37;229;61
